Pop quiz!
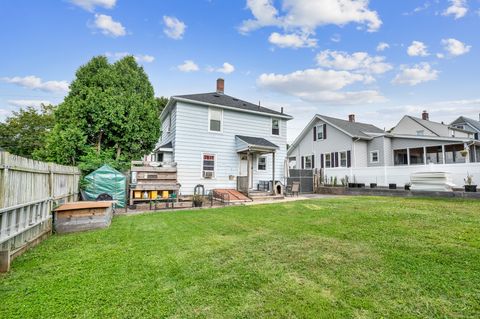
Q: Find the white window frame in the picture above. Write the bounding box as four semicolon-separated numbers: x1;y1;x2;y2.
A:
257;156;267;171
416;130;424;136
370;150;379;163
305;155;313;169
271;118;280;136
288;156;297;169
201;153;216;179
325;153;331;168
165;113;171;133
316;124;325;140
339;151;347;168
208;107;223;133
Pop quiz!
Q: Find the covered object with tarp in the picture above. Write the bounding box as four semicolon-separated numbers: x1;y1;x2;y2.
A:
83;164;126;208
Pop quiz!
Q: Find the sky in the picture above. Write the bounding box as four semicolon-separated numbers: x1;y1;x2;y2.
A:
1;0;479;142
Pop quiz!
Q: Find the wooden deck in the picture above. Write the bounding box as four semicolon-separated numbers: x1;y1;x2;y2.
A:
213;189;251;202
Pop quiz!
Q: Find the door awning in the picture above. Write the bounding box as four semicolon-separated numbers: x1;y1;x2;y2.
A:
235;135;279;153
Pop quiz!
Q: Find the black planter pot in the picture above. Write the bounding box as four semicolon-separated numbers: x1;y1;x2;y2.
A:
193;201;203;207
358;183;365;188
465;185;477;192
370;183;377;189
348;183;355;188
404;185;411;191
389;183;397;190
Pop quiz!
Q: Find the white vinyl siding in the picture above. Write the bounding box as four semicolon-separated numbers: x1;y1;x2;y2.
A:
173;101;288;194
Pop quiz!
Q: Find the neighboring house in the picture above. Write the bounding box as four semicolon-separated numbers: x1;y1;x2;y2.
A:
450;115;480;140
153;78;293;195
288;111;480;186
287;114;385;170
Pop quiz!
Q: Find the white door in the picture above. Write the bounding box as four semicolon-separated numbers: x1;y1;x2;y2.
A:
239;154;253;188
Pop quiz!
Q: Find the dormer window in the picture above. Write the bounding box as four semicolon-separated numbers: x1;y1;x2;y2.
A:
272;118;279;135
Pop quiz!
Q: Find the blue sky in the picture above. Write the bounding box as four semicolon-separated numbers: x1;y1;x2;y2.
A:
1;0;479;141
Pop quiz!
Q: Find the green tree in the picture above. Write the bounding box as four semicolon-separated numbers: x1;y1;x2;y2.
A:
39;55;160;172
155;96;169;114
0;104;55;157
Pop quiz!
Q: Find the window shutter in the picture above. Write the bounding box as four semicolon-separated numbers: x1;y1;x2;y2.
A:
335;152;339;167
320;154;324;168
323;124;327;139
301;156;305;169
312;155;315;169
331;153;335;167
347;150;351;167
313;126;317;141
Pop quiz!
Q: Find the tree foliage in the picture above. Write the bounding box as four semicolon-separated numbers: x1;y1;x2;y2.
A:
0;104;55;158
39;56;160;172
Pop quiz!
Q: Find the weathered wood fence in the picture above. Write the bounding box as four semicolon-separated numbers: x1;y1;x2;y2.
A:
0;151;80;272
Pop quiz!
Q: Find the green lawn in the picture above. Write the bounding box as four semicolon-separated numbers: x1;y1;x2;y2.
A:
1;197;480;318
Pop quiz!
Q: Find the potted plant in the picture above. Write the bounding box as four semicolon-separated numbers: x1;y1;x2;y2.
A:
404;183;411;191
192;194;204;207
460;149;468;157
464;173;477;192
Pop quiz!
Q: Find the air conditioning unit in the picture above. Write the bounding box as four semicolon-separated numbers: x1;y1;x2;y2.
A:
203;171;214;179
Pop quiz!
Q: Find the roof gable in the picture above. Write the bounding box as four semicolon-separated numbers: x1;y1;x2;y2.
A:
451;116;480;132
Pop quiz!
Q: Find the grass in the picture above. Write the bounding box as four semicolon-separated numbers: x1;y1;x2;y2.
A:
1;196;480;318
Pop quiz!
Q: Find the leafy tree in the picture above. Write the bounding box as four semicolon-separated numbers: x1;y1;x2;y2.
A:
155;96;169;114
0;104;55;157
39;55;160;172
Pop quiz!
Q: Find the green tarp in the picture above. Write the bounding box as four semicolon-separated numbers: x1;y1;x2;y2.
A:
84;164;126;208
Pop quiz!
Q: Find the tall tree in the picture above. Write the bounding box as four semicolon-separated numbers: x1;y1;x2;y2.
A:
39;55;160;171
0;104;55;157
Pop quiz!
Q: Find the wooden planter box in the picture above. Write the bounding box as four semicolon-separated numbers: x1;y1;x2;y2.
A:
54;201;114;234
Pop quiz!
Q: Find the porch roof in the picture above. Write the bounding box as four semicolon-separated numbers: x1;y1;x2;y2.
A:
155;141;173;152
235;135;278;153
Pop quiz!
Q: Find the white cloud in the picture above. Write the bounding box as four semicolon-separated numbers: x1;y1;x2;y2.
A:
216;62;235;74
268;32;317;48
177;60;199;72
441;38;471;56
163;16;186;40
70;0;116;11
1;75;69;93
105;52;155;63
7;100;52;108
392;63;439;86
330;33;341;43
316;50;392;74
376;42;389;51
93;14;126;37
443;0;468;19
240;0;382;34
407;41;429;57
257;68;385;104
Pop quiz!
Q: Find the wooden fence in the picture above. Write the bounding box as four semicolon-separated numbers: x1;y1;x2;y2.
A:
0;151;80;272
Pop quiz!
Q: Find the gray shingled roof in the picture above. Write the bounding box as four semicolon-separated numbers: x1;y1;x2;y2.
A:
174;92;291;118
452;116;480;131
319;114;384;138
236;135;278;149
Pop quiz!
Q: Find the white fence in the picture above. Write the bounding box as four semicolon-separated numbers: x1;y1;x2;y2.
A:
0;151;80;271
324;163;480;187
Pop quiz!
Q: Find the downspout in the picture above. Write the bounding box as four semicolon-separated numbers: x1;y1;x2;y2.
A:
351;137;361;181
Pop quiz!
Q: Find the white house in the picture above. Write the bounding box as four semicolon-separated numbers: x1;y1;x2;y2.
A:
287;111;480;187
154;79;293;195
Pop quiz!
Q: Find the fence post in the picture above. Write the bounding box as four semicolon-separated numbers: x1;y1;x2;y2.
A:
0;249;10;272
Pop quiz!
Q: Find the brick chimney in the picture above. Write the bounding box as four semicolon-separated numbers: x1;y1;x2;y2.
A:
348;114;355;123
216;78;224;94
422;110;429;121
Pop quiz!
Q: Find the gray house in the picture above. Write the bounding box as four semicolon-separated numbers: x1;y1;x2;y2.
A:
288;111;480;170
450;115;480;140
154;79;293;195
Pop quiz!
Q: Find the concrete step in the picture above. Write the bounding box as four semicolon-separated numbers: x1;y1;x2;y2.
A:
249;194;285;201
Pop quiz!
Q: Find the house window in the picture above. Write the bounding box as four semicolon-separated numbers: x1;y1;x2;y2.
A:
165;113;171;133
272;119;279;135
288;156;297;169
394;149;408;166
258;156;266;170
325;153;331;168
305;155;313;169
202;154;216;178
370;151;379;163
316;124;325;140
209;107;222;132
416;130;424;136
340;151;347;167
